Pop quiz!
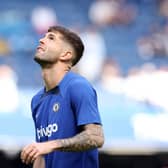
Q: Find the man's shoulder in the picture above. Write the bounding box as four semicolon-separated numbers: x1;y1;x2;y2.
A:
68;72;91;86
33;88;44;98
31;88;44;104
68;72;95;95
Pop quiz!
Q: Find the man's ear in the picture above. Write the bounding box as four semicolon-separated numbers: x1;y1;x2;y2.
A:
60;51;72;61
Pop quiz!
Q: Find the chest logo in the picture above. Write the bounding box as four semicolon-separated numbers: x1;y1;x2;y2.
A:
53;103;60;112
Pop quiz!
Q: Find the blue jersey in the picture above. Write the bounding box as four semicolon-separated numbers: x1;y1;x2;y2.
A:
31;72;102;168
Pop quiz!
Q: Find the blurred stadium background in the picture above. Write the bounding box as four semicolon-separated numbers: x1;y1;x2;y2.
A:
1;0;168;167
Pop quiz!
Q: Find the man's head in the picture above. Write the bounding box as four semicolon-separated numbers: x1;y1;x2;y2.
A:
34;25;84;67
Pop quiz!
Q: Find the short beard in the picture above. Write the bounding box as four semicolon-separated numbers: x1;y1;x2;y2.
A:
34;57;53;68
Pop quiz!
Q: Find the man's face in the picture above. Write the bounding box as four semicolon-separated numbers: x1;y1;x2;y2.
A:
34;31;65;65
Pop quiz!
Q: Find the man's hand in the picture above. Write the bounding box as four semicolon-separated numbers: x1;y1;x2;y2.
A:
21;142;55;165
33;156;45;168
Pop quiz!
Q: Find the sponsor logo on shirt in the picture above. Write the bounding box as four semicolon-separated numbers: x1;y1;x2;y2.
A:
37;123;58;140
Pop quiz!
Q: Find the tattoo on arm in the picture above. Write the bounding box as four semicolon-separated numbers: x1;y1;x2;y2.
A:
56;124;104;152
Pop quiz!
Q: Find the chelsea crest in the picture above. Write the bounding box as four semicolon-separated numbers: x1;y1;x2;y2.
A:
53;103;60;112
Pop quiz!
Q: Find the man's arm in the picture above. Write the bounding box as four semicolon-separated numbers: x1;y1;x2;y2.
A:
21;124;104;164
56;124;104;151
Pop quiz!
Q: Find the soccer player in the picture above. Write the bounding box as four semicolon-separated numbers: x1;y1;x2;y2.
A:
20;25;104;168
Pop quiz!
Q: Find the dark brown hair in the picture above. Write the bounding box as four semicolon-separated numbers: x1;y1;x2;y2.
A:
48;25;84;66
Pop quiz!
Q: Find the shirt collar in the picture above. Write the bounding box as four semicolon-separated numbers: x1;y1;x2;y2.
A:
42;71;74;97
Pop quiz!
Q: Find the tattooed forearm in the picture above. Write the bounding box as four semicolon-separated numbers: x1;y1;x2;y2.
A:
55;124;104;152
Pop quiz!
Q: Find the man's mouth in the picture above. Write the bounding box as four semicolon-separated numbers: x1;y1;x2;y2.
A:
37;46;45;52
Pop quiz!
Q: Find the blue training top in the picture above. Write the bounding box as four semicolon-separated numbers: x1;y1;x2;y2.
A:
31;71;102;168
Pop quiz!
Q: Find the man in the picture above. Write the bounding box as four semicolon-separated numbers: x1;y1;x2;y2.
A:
21;25;104;168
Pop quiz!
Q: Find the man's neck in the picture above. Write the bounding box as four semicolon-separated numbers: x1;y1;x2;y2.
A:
41;63;70;92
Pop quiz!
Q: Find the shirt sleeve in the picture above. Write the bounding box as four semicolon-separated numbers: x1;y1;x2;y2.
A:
69;79;102;126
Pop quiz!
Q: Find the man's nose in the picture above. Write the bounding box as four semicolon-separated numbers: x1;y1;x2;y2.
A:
39;37;45;44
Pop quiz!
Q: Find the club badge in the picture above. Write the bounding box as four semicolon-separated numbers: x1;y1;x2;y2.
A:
53;103;60;112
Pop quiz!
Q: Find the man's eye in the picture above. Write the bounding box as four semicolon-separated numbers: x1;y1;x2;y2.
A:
49;36;54;40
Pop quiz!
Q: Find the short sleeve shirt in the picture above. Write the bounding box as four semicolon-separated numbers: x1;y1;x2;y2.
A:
31;72;102;168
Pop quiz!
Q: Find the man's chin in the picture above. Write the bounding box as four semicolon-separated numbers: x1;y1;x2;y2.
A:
34;57;53;66
34;56;43;64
